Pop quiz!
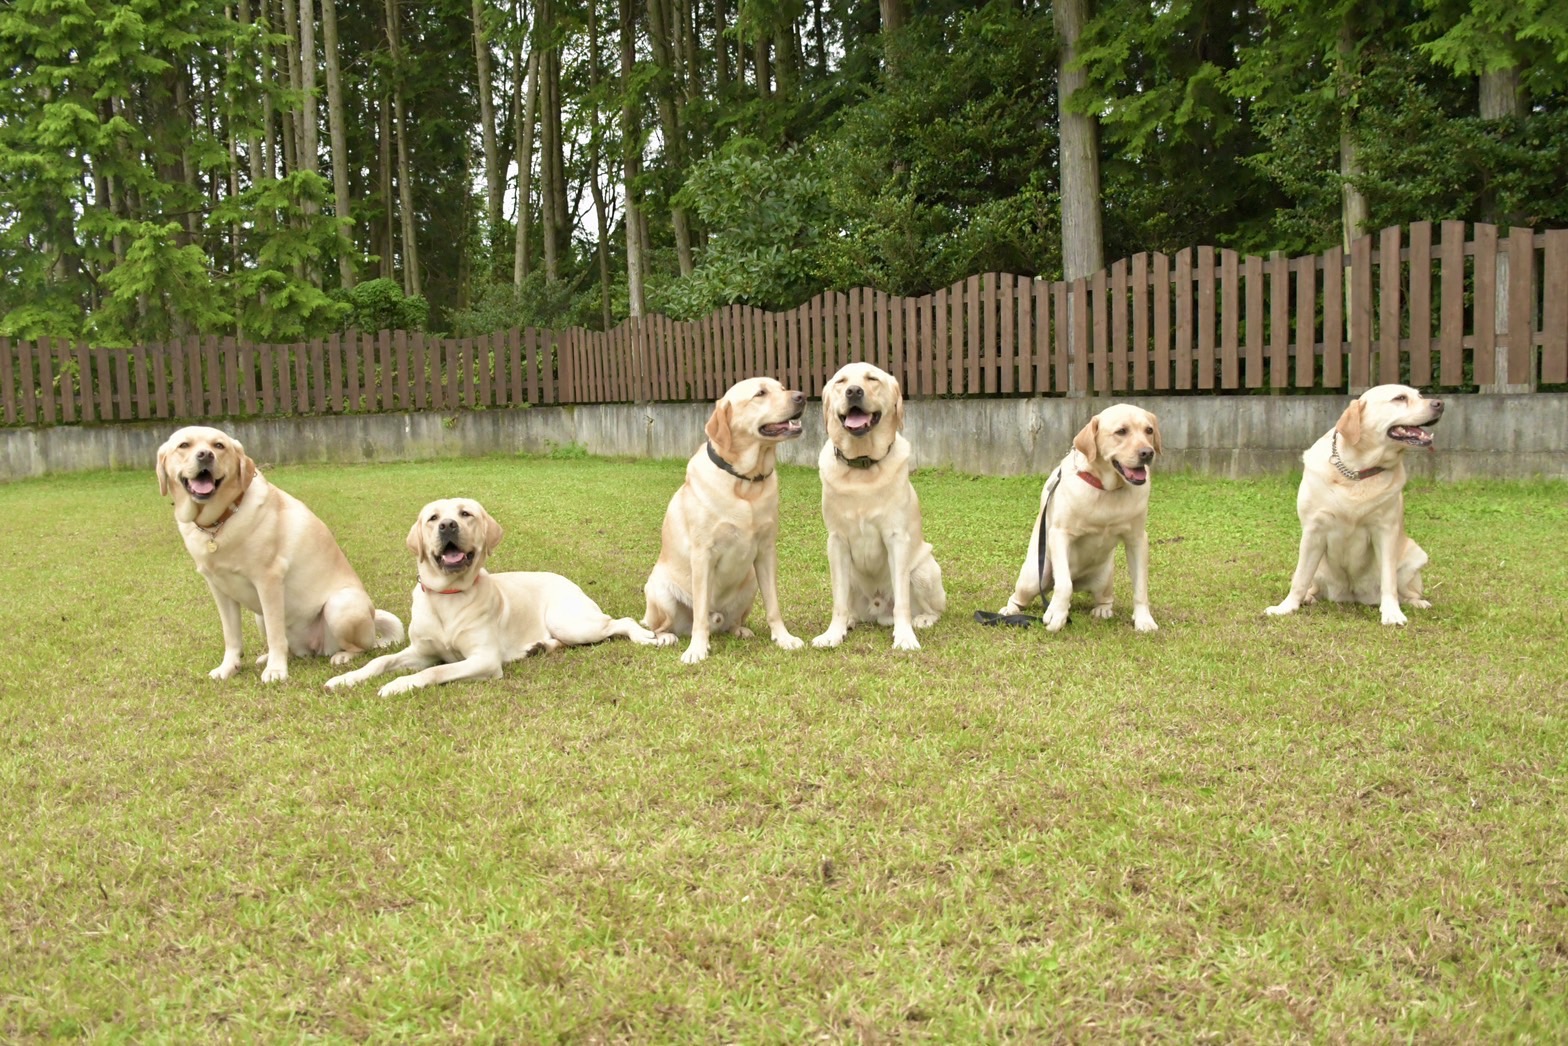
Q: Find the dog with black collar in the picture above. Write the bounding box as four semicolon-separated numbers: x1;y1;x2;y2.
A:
813;362;946;651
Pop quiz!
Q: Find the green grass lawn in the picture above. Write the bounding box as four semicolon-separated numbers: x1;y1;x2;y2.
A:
2;452;1565;1041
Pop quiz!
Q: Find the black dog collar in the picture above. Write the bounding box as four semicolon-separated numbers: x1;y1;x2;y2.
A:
707;441;771;482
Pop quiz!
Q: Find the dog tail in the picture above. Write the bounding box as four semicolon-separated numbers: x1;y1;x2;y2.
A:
373;609;405;647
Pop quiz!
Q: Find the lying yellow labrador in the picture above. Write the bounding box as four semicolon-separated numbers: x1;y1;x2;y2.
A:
157;425;404;682
997;403;1162;632
1266;384;1445;626
326;498;667;696
643;377;807;664
812;362;946;651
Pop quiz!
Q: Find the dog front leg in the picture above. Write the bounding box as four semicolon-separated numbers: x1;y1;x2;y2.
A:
998;511;1047;615
1375;519;1408;626
1041;528;1075;632
1125;527;1158;632
888;531;921;651
325;646;440;691
205;581;245;680
256;570;292;682
377;654;506;696
682;543;715;664
812;533;855;648
754;539;803;652
1267;527;1327;617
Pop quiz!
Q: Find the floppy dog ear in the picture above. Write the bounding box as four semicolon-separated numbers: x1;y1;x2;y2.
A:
891;375;905;432
821;386;835;435
1147;411;1163;456
704;400;735;457
1073;416;1101;465
406;519;424;556
155;445;173;497
236;446;258;494
483;511;504;552
1335;400;1364;447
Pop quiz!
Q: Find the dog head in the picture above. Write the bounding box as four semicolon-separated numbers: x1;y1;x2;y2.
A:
156;425;258;524
1334;384;1444;467
822;362;903;461
1072;403;1162;487
705;377;806;464
406;497;504;589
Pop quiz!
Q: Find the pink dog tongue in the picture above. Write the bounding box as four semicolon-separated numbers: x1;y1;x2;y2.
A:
441;549;468;566
1124;466;1147;483
189;476;216;496
844;409;872;434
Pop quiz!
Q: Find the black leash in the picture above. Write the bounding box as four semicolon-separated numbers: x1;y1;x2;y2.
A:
974;465;1063;628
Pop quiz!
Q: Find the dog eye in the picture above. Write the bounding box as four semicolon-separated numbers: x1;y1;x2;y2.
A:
459;510;472;518
1116;427;1128;436
753;388;767;398
213;442;225;450
178;442;190;449
1392;394;1407;402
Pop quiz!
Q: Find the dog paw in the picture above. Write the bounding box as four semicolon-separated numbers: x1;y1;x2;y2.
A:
1133;612;1159;633
1264;602;1295;617
680;643;709;665
812;629;846;649
774;632;805;651
652;632;678;648
329;650;356;666
1409;598;1432;610
892;628;921;651
1042;605;1069;632
209;661;240;681
1090;604;1115;620
912;614;940;629
323;672;354;691
378;676;420;697
260;662;289;684
731;626;755;639
1381;606;1408;627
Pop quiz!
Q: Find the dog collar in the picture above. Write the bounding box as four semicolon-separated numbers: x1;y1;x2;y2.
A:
1076;470;1106;490
422;574;481;595
707;441;770;482
1330;432;1385;481
193;492;245;550
834;447;884;470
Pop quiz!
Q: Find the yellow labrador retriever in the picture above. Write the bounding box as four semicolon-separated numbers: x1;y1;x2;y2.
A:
813;362;946;651
326;498;667;696
1266;384;1445;626
157;425;404;682
643;377;807;664
997;404;1162;632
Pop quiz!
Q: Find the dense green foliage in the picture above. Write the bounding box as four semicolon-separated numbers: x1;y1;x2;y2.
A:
2;0;1564;339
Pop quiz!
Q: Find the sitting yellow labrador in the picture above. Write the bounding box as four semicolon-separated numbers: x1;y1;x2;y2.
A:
326;498;667;696
997;404;1162;632
1266;384;1445;626
813;362;945;651
157;425;404;682
643;377;807;664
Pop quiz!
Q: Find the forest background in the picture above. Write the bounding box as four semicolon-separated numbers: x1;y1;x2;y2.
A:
2;0;1565;347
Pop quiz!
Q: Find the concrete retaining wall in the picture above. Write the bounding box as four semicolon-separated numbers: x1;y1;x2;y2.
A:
3;393;1562;483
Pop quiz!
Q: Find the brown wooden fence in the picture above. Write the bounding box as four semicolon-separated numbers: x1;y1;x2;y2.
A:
3;221;1564;427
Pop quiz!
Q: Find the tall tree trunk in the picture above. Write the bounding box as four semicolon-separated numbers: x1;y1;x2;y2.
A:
879;0;907;73
321;0;355;286
513;48;540;286
1336;23;1368;251
379;97;394;280
549;46;569;266
540;11;561;282
714;0;731;90
648;0;695;275
472;0;503;254
620;0;646;317
811;0;827;78
298;0;319;174
1055;0;1103;282
587;0;614;330
385;0;420;296
753;35;770;99
239;0;263;185
260;0;279;178
279;0;302;173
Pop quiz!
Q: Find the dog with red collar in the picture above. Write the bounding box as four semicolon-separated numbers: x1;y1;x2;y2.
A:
993;403;1163;632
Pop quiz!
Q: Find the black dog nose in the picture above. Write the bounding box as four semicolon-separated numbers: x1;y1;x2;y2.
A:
196;449;214;463
437;519;459;536
844;386;863;403
1429;398;1444;414
1139;447;1155;463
